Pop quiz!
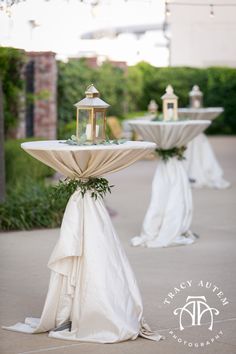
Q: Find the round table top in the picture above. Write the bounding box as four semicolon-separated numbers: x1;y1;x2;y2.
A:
21;140;155;151
21;140;156;179
178;107;223;121
129;120;211;149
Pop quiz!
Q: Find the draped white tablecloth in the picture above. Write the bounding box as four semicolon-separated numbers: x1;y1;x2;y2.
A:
3;141;162;343
178;107;224;121
184;134;230;189
129;121;211;248
178;108;230;189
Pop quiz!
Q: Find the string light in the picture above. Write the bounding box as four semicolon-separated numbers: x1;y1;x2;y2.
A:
165;2;171;17
1;0;236;16
167;2;236;6
210;4;214;18
0;1;12;16
163;2;236;19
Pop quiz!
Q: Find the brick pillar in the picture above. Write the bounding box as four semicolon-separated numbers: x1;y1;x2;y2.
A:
27;51;57;139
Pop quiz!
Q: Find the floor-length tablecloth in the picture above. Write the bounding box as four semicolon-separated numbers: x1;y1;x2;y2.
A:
178;108;230;189
129;121;210;248
3;141;162;343
184;133;230;189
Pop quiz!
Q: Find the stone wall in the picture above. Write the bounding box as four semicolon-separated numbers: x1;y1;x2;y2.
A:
17;51;57;139
29;51;57;139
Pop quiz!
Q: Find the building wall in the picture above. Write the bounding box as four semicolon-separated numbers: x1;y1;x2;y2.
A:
30;51;57;139
168;1;236;67
17;51;57;139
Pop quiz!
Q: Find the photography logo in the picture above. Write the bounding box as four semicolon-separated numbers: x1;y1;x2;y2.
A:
173;296;219;331
163;281;229;348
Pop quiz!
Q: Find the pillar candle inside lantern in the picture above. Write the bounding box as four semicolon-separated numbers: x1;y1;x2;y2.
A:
167;103;174;120
86;124;99;140
193;100;200;108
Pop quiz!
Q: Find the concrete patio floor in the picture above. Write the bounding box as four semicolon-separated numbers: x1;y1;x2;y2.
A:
0;136;236;354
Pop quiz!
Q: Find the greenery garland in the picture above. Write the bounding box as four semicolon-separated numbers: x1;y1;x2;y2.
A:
63;135;126;146
156;146;186;162
51;177;114;201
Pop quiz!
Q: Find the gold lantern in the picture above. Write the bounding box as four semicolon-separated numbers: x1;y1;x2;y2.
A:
148;99;158;117
161;85;178;121
74;84;110;143
189;85;203;109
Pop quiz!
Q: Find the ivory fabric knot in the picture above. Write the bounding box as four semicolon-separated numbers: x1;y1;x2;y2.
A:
77;177;89;182
72;190;82;202
139;318;164;341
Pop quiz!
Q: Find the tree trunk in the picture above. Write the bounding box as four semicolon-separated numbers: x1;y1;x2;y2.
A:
0;78;6;203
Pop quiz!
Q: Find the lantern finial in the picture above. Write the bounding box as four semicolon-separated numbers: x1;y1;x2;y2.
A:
189;85;203;97
85;84;100;98
161;85;178;100
189;85;203;108
166;85;173;95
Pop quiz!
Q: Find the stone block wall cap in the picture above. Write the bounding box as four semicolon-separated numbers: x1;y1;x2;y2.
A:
27;51;56;57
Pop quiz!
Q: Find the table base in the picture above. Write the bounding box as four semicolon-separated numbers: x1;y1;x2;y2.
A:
184;133;230;189
132;158;195;248
3;191;161;343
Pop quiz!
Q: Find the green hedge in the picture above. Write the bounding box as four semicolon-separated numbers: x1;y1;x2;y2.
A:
204;67;236;134
0;139;60;231
0;182;66;231
58;60;126;123
5;139;54;187
135;63;236;135
1;48;236;136
0;47;25;136
58;61;236;135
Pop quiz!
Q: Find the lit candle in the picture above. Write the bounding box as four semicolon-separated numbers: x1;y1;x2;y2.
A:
193;99;200;108
86;124;99;140
167;108;174;120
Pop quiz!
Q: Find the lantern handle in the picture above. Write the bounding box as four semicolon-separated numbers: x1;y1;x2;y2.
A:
86;84;94;91
85;84;100;97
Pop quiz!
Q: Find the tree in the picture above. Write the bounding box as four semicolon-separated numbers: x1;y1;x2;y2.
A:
0;78;6;203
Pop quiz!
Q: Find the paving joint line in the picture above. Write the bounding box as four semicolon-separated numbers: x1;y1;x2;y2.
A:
157;316;236;332
15;317;236;353
17;342;87;354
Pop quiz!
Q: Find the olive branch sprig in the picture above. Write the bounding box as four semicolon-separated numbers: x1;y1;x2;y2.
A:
51;177;114;201
156;146;187;162
62;135;126;146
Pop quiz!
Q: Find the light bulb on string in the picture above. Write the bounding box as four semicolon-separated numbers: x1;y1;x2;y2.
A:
6;7;11;17
210;4;214;18
91;0;100;18
165;2;171;17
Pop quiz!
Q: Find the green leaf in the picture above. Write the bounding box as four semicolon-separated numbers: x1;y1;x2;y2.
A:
156;146;186;161
50;177;114;200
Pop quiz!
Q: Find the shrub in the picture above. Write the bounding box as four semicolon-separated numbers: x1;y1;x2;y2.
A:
204;67;236;134
0;139;59;231
0;181;67;231
0;47;26;136
5;139;54;187
92;62;127;116
57;59;94;126
58;120;76;140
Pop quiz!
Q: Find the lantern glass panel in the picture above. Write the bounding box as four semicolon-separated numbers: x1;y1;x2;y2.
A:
77;108;91;140
167;102;174;120
94;109;105;141
191;97;202;109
